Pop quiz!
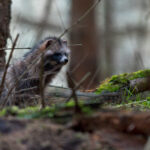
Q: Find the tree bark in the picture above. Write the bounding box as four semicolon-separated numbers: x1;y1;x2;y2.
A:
0;0;11;71
68;0;100;90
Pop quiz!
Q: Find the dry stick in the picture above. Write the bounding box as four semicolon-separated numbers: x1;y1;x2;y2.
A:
39;52;45;108
70;52;89;73
86;65;101;90
15;86;38;94
0;47;31;51
0;44;82;51
67;72;81;113
66;72;91;102
59;0;101;38
54;0;66;30
0;34;19;97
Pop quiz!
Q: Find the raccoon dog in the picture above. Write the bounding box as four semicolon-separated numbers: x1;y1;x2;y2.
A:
3;37;70;105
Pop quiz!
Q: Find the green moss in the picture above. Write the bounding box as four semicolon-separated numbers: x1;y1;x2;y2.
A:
0;106;57;119
96;69;150;94
95;82;121;94
0;108;6;116
128;69;150;80
0;100;94;119
66;100;76;107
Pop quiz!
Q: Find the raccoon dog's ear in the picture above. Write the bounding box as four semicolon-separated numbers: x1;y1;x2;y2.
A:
45;40;53;49
40;39;53;51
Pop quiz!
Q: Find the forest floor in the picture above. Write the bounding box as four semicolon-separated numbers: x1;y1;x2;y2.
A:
0;105;149;150
1;69;150;150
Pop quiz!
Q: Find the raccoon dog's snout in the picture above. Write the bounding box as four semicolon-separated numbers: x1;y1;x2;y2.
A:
49;53;68;64
44;53;68;71
59;54;68;64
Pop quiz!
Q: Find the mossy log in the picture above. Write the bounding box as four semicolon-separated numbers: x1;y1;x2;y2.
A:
96;69;150;94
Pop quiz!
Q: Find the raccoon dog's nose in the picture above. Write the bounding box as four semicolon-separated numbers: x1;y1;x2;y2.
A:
64;58;68;64
60;55;68;64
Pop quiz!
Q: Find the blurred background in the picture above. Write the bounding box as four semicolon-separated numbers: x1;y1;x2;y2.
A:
7;0;150;89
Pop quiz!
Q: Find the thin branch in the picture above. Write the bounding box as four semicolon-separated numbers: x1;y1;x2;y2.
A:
0;44;81;51
66;72;91;102
59;0;101;38
86;65;101;90
54;1;66;30
70;52;89;73
15;86;38;94
0;34;19;96
67;72;81;113
0;47;31;51
39;52;45;108
35;0;52;42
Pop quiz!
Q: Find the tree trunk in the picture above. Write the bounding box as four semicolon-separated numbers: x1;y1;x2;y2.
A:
68;0;100;90
0;0;11;71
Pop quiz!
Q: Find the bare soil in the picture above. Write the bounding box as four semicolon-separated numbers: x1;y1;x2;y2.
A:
0;110;149;150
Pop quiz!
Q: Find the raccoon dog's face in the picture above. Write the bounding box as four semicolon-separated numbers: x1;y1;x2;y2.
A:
40;37;70;72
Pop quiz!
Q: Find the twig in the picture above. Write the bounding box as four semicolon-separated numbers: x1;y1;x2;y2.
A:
66;72;91;102
67;72;81;113
15;86;38;94
54;0;66;30
35;0;52;42
0;44;81;51
70;52;89;73
39;52;45;108
59;0;101;38
0;34;19;97
0;47;31;51
86;65;101;90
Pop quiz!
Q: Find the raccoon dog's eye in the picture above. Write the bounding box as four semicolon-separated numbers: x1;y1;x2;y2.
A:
53;53;61;57
51;53;62;61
